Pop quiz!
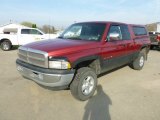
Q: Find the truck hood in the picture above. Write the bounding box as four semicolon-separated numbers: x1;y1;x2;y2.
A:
24;38;100;56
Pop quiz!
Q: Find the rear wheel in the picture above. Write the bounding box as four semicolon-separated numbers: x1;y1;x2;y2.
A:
1;40;12;51
70;67;97;101
150;46;154;50
129;52;145;70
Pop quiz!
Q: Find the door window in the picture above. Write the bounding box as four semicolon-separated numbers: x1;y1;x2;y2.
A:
107;25;122;41
120;25;131;40
132;26;147;36
21;29;30;34
21;29;43;35
30;29;43;35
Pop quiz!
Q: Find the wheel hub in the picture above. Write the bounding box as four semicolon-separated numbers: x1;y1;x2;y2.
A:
3;43;9;50
139;56;144;67
81;76;94;95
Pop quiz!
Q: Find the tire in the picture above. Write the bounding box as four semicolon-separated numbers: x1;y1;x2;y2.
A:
129;52;145;70
1;40;12;51
70;67;97;101
150;45;154;50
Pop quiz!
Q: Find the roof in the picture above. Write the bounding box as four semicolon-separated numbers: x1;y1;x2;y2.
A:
75;21;127;24
74;21;145;26
0;23;28;29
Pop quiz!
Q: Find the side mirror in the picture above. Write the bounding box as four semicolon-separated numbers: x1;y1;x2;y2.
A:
108;33;120;41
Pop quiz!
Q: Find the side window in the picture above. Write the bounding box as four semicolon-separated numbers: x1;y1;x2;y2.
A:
21;29;30;34
107;25;122;41
30;29;43;35
133;26;147;36
120;25;131;40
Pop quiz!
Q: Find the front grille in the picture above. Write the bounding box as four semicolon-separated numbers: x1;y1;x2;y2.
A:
18;47;48;68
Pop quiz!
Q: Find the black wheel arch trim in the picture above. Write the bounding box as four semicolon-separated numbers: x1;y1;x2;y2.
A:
140;44;150;50
0;38;11;43
72;55;102;68
140;44;150;57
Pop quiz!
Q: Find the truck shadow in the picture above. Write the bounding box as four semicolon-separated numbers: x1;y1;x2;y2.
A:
12;46;19;50
0;46;18;51
151;47;160;51
37;83;68;91
83;85;112;120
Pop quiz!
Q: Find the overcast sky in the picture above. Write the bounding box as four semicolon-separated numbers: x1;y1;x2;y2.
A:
0;0;160;28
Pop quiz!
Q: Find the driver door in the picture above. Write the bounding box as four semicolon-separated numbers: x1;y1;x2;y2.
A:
101;24;127;72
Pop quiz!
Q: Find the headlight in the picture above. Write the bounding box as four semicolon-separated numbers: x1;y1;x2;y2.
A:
48;57;71;69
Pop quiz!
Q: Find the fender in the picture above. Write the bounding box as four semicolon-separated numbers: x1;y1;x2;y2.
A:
141;43;150;52
140;44;150;50
72;55;102;68
0;38;11;43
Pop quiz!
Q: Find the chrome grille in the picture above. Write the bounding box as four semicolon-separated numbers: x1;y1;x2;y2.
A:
18;46;48;68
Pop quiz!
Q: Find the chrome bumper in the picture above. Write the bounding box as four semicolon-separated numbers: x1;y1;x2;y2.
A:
16;64;74;87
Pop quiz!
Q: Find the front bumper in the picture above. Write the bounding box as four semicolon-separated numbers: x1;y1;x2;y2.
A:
16;59;75;88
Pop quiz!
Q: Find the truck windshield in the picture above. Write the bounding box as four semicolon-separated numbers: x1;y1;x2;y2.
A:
59;23;106;41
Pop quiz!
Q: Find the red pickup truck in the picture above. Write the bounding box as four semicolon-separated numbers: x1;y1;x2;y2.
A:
16;21;150;101
149;31;160;49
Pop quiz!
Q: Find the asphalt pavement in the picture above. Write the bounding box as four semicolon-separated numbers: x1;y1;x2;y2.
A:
0;49;160;120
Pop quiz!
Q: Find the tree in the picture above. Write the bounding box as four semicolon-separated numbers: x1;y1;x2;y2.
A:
21;21;37;28
21;21;33;27
40;25;56;34
21;21;56;34
32;24;37;28
146;23;157;31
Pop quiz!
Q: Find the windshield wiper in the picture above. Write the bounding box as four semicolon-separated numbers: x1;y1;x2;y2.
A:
67;37;82;40
58;36;64;39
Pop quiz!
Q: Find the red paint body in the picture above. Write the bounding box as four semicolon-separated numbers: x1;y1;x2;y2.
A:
157;35;160;42
24;22;151;67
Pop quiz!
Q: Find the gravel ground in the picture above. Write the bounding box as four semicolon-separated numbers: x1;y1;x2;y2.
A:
0;49;160;120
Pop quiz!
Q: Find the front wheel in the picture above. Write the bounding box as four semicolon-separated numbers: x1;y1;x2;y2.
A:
1;40;12;51
70;67;97;101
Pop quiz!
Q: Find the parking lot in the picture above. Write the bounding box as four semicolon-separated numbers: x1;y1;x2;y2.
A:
0;49;160;120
